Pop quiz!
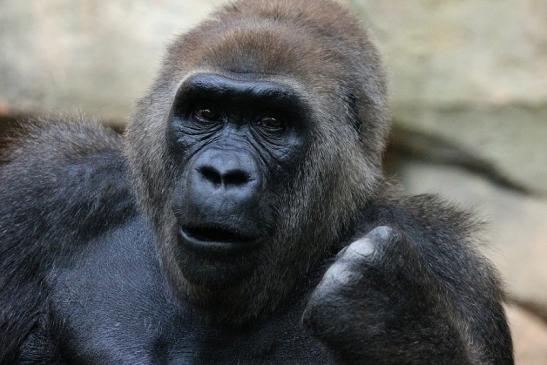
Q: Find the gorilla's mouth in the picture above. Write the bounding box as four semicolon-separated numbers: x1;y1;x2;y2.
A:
184;225;255;244
179;225;260;255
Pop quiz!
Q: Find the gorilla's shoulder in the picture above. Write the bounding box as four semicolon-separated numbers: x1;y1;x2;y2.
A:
0;118;138;241
0;119;138;362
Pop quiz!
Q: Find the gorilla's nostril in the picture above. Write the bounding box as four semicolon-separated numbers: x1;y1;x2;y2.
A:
224;170;250;187
199;166;222;186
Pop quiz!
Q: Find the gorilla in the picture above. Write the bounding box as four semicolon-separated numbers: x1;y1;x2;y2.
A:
0;0;513;364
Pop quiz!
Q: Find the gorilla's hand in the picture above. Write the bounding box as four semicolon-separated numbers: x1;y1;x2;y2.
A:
302;226;471;364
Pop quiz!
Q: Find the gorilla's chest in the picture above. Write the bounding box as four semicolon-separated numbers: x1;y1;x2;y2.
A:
40;220;333;364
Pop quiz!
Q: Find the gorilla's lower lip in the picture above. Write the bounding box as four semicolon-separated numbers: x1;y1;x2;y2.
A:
178;225;260;255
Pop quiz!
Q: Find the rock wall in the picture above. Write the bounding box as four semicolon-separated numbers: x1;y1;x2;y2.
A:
0;0;225;120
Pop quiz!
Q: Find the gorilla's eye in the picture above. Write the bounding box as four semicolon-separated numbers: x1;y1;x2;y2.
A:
194;107;221;123
255;116;286;133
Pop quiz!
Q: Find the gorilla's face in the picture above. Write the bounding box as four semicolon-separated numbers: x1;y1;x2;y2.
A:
166;73;310;287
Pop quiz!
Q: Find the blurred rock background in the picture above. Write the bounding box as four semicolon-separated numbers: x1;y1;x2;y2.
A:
0;1;545;363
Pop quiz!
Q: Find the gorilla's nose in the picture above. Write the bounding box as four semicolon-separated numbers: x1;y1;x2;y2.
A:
191;149;260;200
198;161;251;189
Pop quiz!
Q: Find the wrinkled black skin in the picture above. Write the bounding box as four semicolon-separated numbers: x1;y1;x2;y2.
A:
0;84;513;363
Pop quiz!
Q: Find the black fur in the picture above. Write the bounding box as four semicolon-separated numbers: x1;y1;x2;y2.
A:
0;120;136;363
0;0;513;364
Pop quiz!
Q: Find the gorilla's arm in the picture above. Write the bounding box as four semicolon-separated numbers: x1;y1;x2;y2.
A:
303;195;513;365
0;120;136;363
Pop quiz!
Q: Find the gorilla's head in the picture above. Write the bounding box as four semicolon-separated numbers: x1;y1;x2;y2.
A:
125;0;388;322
